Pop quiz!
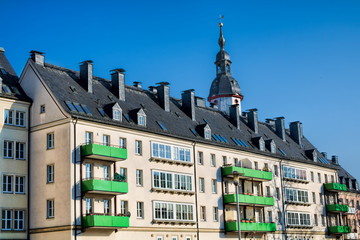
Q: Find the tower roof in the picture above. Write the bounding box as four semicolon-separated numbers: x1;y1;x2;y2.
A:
208;23;243;100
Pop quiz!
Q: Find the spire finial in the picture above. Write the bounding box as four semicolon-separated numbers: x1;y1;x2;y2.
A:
218;16;225;50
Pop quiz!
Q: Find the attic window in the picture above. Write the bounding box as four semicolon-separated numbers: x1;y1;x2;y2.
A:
65;101;77;112
259;139;265;151
278;148;287;156
231;137;249;148
108;95;114;101
2;84;12;94
137;109;146;127
73;102;85;113
204;126;211;140
0;67;7;75
81;104;92;115
112;103;122;121
270;141;276;154
190;129;198;136
157;121;167;131
123;114;130;122
97;107;105;117
69;86;77;92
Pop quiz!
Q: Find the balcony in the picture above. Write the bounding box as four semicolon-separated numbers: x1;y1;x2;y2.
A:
328;226;351;234
82;215;129;228
224;194;274;207
82;179;128;194
222;166;272;181
326;204;349;213
225;221;276;232
324;183;348;192
345;207;356;215
81;143;127;161
345;233;358;239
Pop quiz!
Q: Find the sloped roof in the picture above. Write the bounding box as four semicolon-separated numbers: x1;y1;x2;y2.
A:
30;59;338;170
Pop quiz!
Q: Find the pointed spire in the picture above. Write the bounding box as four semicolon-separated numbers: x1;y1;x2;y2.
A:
218;22;225;50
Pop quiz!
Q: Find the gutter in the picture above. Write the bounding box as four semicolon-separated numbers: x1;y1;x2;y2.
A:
279;159;287;240
27;102;32;240
192;141;200;240
72;117;78;239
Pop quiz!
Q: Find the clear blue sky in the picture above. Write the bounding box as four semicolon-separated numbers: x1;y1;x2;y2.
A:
2;0;360;180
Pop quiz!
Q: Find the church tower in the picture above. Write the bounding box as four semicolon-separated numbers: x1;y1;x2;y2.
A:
208;23;243;114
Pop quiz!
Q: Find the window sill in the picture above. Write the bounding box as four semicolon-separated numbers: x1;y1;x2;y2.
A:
16;158;26;161
149;157;193;166
285;201;311;206
287;224;313;229
0;229;26;232
283;177;309;184
151;188;195;195
152;219;196;225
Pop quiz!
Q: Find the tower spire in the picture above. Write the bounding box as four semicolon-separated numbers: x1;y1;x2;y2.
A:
218;22;225;50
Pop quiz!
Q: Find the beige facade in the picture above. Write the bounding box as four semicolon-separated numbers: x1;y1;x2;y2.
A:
0;97;30;239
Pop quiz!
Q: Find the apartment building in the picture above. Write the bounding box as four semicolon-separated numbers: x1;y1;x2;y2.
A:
0;48;31;239
16;24;359;240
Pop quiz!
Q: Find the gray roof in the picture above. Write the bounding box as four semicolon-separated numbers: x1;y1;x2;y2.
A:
29;59;341;171
209;73;241;98
0;50;30;101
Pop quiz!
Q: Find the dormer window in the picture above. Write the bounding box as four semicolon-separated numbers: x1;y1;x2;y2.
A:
112;103;122;122
270;141;276;153
137;109;146;127
204;125;211;140
259;138;265;151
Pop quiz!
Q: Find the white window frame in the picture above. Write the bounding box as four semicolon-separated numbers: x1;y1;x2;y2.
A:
286;211;311;226
285;188;309;204
13;210;25;230
103;165;110;180
103;135;110;146
1;209;12;230
153;201;194;222
198;151;203;165
137;201;144;219
3;175;13;193
151;141;191;163
3;140;14;158
213;207;219;222
120;200;128;215
47;133;54;149
85;198;93;214
283;165;307;181
47;199;54;218
136;169;143;187
119;137;126;149
103;199;110;214
199;177;205;193
135;140;142;155
200;206;206;221
15;142;26;160
4;109;14;125
210;154;216;167
15;111;25;127
85;163;92;179
211;179;217;194
15;176;25;194
85;131;93;144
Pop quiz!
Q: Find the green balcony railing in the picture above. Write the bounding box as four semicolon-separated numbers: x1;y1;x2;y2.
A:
82;215;130;228
324;183;348;192
224;194;274;206
225;221;276;232
82;179;128;194
326;204;349;213
222;166;273;181
328;226;351;234
81;144;127;161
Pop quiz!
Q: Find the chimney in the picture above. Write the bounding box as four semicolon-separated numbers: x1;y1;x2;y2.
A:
181;89;195;121
289;121;302;145
275;117;286;141
229;104;241;129
111;68;125;101
30;50;45;66
247;109;258;134
156;82;170;112
80;60;93;93
331;155;339;165
149;86;157;94
133;81;142;88
195;97;206;107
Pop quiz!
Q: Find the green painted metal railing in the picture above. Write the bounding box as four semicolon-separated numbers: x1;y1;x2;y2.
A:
82;215;130;228
326;204;349;213
328;226;351;234
225;221;276;232
82;179;128;194
224;194;274;206
81;144;127;160
324;183;348;192
222;166;273;181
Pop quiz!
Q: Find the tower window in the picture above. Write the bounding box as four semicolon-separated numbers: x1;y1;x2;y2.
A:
217;65;221;74
226;65;230;73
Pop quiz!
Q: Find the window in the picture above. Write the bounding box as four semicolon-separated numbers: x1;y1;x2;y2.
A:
135;140;142;155
85;132;93;144
1;210;12;230
40;105;46;113
103;135;110;146
47;165;54;183
14;210;24;230
151;142;191;162
318;173;321;183
136;169;143;186
119;137;126;149
254;161;258;170
278;211;282;224
185;237;192;240
325;174;328;183
198;151;203;165
285;188;309;203
103;165;110;179
3;141;14;158
85;198;92;214
222;156;227;166
321;215;325;226
319;193;323;205
113;109;121;121
104;199;110;214
234;158;238;166
171;237;178;240
310;171;314;182
15;142;26;160
120;168;127;182
157;237;164;240
282;166;307;181
154;201;194;221
266;186;271;197
314;214;318;226
120;200;128;215
3;175;13;193
152;170;192;192
224;181;229;194
312;192;316;203
137;202;144;219
204;128;211;140
15;176;25;194
47;199;54;218
47;133;54;149
331;175;334;183
287;211;311;226
276;188;280;200
200;206;206;221
351;200;354;207
274;165;278;176
15;111;25;126
210;154;216;167
85;163;92;179
199;178;205;193
213;207;219;221
211;179;217;194
137;109;146;126
4;109;14;125
267;211;273;222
